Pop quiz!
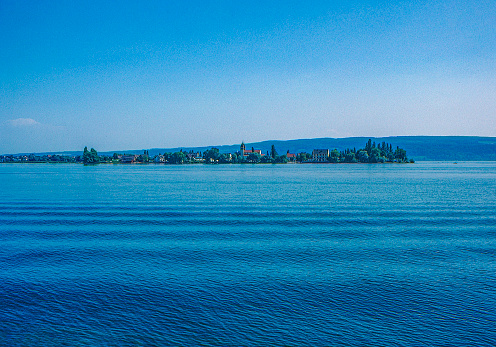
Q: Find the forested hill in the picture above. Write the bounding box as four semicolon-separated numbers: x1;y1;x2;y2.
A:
139;136;495;161
8;136;496;161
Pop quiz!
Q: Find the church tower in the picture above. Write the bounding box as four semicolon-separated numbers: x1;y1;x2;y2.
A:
240;142;246;155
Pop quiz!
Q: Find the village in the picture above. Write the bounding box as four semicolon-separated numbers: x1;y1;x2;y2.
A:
1;140;411;164
87;139;410;164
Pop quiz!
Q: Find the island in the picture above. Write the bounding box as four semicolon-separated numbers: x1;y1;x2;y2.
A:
1;139;412;165
82;139;412;165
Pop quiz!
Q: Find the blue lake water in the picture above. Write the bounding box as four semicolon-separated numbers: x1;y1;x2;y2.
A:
1;162;495;346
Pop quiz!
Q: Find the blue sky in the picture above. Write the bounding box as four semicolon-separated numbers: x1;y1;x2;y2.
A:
1;0;495;153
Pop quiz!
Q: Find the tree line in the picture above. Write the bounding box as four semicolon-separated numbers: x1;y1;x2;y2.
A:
79;139;411;165
325;139;412;163
2;140;411;165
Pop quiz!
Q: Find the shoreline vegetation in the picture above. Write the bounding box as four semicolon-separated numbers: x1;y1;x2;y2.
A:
2;140;413;165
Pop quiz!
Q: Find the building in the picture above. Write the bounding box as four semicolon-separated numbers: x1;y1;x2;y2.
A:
154;155;165;163
286;150;296;162
240;142;263;157
312;149;329;162
121;155;139;163
184;151;203;162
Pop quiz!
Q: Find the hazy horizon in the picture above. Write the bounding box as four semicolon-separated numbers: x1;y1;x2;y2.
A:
3;135;496;157
2;1;495;153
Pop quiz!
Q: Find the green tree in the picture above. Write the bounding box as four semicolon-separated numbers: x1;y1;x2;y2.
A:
369;147;382;163
275;155;288;163
246;153;261;163
219;153;232;163
296;152;311;163
142;150;149;163
260;155;275;163
170;151;186;164
394;147;407;162
365;139;372;155
270;145;278;159
231;153;242;163
203;148;221;164
344;152;357;163
329;149;340;163
357;150;369;163
83;147;100;164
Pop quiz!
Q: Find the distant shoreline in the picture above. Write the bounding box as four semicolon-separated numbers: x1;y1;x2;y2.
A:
0;161;414;165
5;136;496;161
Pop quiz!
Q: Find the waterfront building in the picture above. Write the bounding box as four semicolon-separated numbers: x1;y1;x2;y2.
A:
154;155;165;163
286;150;296;162
121;155;139;163
312;149;329;162
240;142;263;157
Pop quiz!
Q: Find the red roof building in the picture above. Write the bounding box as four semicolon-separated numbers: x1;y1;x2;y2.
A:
286;150;296;162
240;143;264;157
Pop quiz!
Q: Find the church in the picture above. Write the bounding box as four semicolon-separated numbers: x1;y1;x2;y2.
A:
240;142;264;157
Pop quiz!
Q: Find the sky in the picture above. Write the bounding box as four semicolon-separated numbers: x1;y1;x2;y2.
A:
1;0;495;153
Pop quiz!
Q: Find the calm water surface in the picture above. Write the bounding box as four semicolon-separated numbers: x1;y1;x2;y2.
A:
1;162;495;346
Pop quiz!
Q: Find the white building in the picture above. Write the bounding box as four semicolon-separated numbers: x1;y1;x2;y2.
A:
312;149;329;162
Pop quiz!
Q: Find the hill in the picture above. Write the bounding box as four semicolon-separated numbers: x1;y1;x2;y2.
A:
138;136;496;161
6;136;496;161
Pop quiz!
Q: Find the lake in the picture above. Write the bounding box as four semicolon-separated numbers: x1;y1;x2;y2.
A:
1;162;495;346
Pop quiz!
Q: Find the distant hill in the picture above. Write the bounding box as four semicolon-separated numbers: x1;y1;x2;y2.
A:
137;136;496;161
8;136;496;161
